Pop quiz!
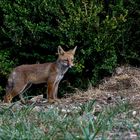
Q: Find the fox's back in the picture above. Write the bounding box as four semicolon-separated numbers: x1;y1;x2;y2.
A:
12;63;56;84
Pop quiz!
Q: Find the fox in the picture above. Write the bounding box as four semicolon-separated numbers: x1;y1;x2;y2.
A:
3;46;77;103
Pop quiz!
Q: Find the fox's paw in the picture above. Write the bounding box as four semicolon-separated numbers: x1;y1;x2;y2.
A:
54;99;61;104
3;95;12;103
48;99;55;104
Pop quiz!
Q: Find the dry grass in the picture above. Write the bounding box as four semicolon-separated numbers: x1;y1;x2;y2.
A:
55;65;140;114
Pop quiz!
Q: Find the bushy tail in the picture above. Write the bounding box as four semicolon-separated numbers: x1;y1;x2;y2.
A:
4;71;16;103
6;72;15;93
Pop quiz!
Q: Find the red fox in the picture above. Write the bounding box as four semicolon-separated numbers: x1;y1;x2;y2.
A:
3;46;77;103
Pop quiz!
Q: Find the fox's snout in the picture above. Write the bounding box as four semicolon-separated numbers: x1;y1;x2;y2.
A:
68;63;74;68
63;59;74;68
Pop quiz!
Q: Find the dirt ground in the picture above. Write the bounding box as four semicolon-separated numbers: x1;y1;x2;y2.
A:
57;65;140;113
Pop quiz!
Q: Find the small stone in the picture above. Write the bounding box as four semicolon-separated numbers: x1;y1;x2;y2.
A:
32;106;41;112
132;111;137;116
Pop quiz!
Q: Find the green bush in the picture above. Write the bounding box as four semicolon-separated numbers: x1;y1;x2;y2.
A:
116;0;140;65
0;50;15;94
0;0;139;97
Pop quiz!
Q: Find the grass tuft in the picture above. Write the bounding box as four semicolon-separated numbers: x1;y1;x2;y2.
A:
0;100;139;140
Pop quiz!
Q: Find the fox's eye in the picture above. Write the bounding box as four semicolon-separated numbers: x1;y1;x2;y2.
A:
71;59;74;62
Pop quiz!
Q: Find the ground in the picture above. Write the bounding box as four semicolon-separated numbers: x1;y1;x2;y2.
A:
23;65;140;112
0;65;140;139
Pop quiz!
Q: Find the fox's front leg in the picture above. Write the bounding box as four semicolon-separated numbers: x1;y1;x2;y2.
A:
47;81;56;103
47;81;59;103
53;82;60;102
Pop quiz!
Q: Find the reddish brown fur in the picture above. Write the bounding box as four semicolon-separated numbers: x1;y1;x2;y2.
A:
3;46;77;103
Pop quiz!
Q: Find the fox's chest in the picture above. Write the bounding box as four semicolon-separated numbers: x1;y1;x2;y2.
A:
55;75;63;82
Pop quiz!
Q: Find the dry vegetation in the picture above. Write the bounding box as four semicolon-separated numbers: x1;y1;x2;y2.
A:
49;65;140;112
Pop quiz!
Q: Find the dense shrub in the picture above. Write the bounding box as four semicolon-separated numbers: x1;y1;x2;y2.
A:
0;0;139;97
116;0;140;65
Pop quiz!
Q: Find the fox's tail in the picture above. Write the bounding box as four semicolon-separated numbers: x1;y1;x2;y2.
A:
6;72;16;93
4;71;16;103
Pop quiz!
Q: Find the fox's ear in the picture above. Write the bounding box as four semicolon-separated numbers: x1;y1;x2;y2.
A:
58;46;65;55
71;46;77;55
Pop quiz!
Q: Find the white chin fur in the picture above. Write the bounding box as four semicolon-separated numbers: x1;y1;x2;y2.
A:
63;63;68;66
63;63;72;68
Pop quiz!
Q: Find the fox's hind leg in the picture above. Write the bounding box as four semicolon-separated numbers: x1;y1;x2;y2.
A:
19;83;32;104
4;81;28;103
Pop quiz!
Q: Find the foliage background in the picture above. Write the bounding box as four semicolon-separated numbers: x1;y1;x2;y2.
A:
0;0;139;98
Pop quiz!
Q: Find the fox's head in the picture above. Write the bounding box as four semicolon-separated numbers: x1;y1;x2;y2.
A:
57;46;77;68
